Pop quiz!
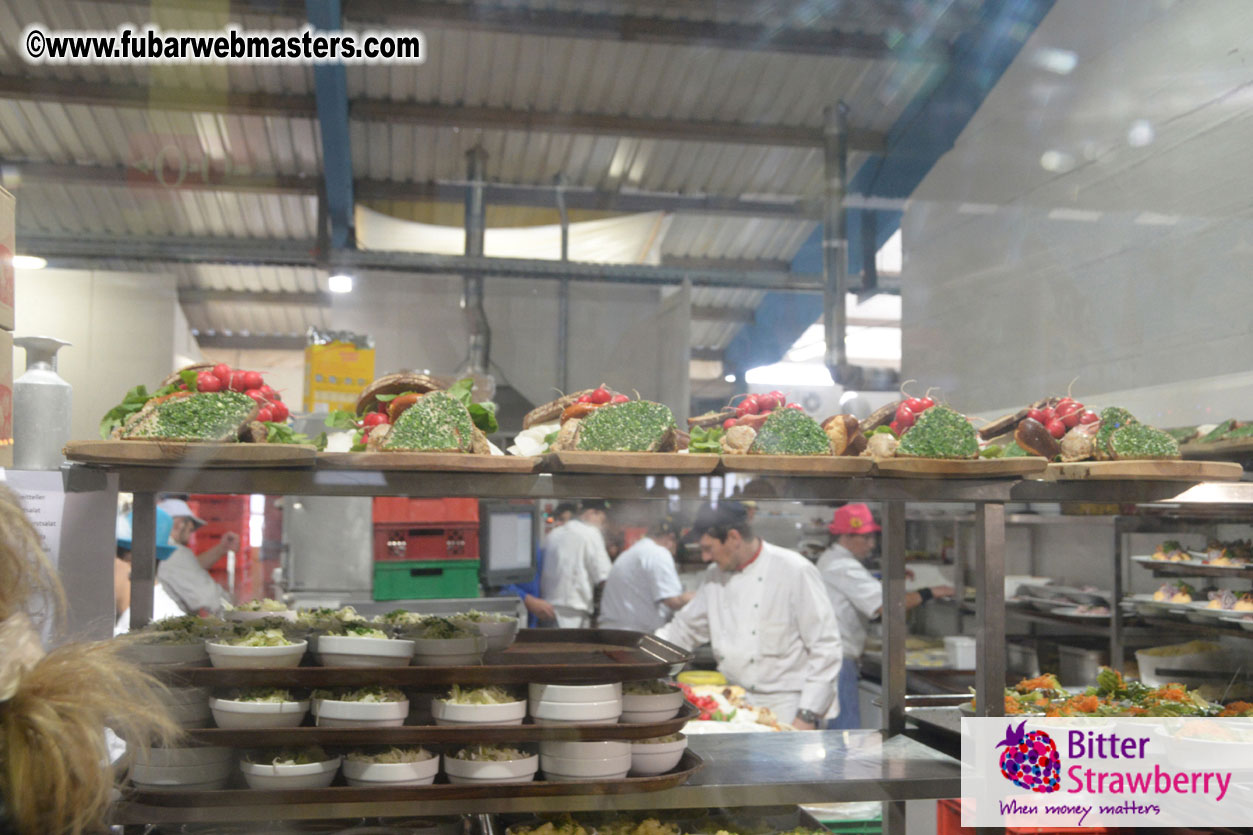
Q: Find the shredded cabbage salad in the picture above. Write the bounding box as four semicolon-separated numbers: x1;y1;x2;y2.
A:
375;609;428;626
623;680;676;696
346;746;433;764
220;627;294;647
443;684;519;705
331;623;391;639
635;733;683;744
312;686;406;703
228;598;289;612
244;747;330;766
452;609;516;624
415;617;475;640
451;745;530;761
297;605;366;626
224;688;297;703
137;615;222;644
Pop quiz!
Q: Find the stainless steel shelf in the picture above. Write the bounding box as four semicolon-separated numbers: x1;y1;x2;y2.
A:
1141;615;1253;639
1129;559;1253;581
111;731;960;825
1004;606;1157;638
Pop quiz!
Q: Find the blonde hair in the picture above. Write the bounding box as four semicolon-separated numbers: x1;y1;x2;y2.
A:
0;485;180;835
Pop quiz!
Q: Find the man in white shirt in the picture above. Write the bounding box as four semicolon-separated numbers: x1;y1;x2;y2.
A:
539;499;612;628
156;497;238;615
599;516;693;633
817;503;955;728
656;502;842;729
113;508;187;635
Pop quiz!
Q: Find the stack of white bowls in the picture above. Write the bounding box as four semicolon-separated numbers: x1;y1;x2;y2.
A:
528;682;622;725
539;740;632;782
123;637;209;667
130;745;233;792
161;686;213;728
620;682;685;723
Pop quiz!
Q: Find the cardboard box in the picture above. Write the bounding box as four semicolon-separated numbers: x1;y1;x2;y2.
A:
0;186;13;331
304;340;375;413
0;328;12;467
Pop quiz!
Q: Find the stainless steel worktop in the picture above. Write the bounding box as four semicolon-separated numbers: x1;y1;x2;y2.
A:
113;730;961;824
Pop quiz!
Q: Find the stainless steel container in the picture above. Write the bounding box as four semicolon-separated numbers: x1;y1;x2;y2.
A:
12;336;71;469
1058;644;1107;686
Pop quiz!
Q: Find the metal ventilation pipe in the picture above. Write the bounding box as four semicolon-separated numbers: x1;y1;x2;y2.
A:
464;146;490;374
822;101;853;386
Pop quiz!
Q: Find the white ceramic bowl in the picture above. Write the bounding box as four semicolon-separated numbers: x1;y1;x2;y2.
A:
124;641;210;667
629;735;687;776
540;752;632;781
411;636;486;666
316;635;415;668
539;740;631;759
620;688;684;723
313;698;409;728
132;777;230;792
453;618;519;651
240;756;341;790
209;697;310;729
133;746;232;768
206;640;307;669
443;753;538;784
342;755;440;787
226;609;297;623
431;698;526;726
130;760;233;786
529;697;622;723
168;700;214;727
528;682;621;703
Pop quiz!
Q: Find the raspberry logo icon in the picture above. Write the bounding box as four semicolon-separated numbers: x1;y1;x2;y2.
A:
997;720;1060;793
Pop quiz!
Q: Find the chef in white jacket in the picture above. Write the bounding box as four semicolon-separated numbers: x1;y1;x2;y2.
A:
656;502;842;729
156;497;237;615
539;499;612;628
599;515;692;632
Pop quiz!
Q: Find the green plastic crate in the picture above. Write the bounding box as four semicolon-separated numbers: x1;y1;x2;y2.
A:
373;559;481;601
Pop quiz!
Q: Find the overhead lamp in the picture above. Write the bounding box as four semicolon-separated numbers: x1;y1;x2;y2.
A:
328;273;354;294
724;373;737;383
12;255;46;270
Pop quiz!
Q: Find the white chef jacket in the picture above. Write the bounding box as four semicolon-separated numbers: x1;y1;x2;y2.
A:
157;545;230;614
816;542;883;658
599;536;684;633
656;540;842;718
539;518;612;617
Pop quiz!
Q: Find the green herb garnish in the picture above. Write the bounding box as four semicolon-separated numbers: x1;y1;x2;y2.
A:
688;425;724;454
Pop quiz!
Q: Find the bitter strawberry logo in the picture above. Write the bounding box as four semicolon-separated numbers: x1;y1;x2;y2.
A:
997;720;1061;793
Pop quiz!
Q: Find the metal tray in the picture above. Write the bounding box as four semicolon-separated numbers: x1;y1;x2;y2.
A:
161;629;692;687
126;750;703;807
187;702;699;747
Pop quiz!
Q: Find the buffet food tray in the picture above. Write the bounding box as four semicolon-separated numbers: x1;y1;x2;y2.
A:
546;451;720;474
127;750;703;807
1130;555;1253;578
1182;437;1253;461
186;703;699;746
160;629;692;687
873;457;1048;479
1044;460;1243;481
317;452;542;472
64;439;317;467
718;455;872;477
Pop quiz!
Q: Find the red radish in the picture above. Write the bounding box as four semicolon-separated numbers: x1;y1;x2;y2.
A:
895;402;916;428
228;371;249;392
244;389;268;406
736;395;761;418
905;397;928;413
889;420;902;436
1078;410;1099;425
259;384;281;401
212;363;232;382
1055;401;1083;428
918;396;936;410
178;383;188;391
756;391;781;411
1027;408;1049;424
1055;397;1076;412
1039;408;1055;423
256;407;274;423
196;371;223;392
610;394;630;404
362;412;388;427
577;394;594;404
242;370;264;391
722;418;737;430
1045;418;1066;439
786;403;805;411
589;387;612;405
269;401;289;422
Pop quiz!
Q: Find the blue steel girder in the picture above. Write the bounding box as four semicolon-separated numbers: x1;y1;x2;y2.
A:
307;0;355;251
723;0;1055;380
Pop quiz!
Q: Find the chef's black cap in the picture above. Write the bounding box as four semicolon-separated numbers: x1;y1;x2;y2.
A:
690;501;751;541
649;514;682;539
580;499;611;512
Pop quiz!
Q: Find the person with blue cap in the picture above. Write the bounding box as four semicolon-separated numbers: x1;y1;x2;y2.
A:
113;507;187;634
156;496;237;615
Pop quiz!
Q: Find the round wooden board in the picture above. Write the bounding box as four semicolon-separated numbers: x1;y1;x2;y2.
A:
64;440;316;468
873;456;1048;479
1181;438;1253;461
317;452;541;472
719;454;873;477
1044;460;1244;482
547;451;720;474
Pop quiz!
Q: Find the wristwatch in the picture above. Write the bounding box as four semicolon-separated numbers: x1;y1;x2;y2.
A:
794;708;820;726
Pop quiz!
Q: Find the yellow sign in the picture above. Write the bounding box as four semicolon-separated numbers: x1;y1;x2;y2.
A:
304;341;375;413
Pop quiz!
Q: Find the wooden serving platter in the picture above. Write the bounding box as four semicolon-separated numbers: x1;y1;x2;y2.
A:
873;456;1048;479
718;455;873;477
64;440;316;468
1044;460;1244;482
1181;438;1253;461
317;452;541;472
126;750;704;807
546;451;720;474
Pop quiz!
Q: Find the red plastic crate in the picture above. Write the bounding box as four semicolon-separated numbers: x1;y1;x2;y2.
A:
937;800;1130;835
373;498;478;525
373;524;479;562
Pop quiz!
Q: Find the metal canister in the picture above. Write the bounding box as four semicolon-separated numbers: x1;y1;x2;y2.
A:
12;336;71;469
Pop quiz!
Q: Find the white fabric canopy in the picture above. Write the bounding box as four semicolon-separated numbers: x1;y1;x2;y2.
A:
355;205;671;265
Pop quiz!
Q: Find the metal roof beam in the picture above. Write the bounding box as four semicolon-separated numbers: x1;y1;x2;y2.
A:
0;75;885;152
194;332;306;351
179;289;331;307
692;306;755;324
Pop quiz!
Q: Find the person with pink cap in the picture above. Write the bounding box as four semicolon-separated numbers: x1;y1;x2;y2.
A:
817;503;954;729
